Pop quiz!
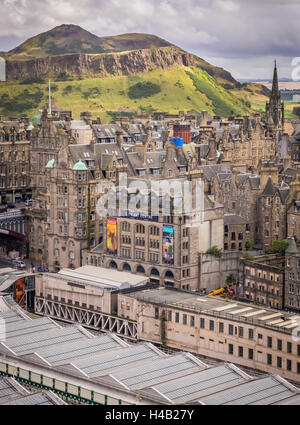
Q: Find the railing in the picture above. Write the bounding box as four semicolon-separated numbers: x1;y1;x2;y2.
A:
0;361;133;406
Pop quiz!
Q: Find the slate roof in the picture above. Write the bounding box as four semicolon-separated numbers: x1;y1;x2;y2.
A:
261;176;276;197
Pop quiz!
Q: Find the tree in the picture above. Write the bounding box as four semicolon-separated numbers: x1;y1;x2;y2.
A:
270;239;289;254
245;237;254;251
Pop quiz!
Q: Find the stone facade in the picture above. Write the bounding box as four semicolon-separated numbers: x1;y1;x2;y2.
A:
0;119;32;204
242;254;285;309
118;287;300;383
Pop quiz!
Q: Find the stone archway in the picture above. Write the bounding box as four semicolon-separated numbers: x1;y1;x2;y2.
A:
109;260;118;269
136;265;145;274
122;263;131;272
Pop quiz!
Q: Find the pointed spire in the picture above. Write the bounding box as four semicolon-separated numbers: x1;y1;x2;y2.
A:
271;59;280;100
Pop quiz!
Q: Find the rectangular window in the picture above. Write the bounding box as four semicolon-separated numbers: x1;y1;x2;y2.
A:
229;324;234;335
287;359;292;371
200;318;205;329
287;342;292;354
175;312;179;323
267;336;272;348
190;316;195;327
209;320;214;331
183;314;187;325
155;308;159;319
238;346;243;357
168;311;172;321
248;329;254;339
298;345;300;356
219;322;224;333
229;344;234;355
238;327;244;338
267;354;272;365
277;357;282;369
248;348;254;360
277;339;282;351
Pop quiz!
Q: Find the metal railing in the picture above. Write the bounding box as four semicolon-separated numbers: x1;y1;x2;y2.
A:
0;361;134;406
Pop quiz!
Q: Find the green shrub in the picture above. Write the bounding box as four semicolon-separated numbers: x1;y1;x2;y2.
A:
128;81;161;99
245;237;254;251
226;273;236;284
270;239;289;254
205;246;221;257
20;77;46;85
62;85;73;96
243;252;254;261
82;87;101;100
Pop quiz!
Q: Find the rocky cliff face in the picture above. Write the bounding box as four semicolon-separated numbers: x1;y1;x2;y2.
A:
5;46;202;80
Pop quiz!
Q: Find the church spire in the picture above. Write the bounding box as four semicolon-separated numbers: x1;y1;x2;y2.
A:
271;59;280;100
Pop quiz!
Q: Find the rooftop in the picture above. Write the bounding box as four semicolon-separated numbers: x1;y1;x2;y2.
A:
56;265;148;289
125;287;300;334
0;300;299;405
0;377;66;405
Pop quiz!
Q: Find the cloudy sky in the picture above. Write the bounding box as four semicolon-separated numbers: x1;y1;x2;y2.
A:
0;0;299;80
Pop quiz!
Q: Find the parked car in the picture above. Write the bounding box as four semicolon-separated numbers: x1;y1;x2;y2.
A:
25;199;32;207
7;203;15;209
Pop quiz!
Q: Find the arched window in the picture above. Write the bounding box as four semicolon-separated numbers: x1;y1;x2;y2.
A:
151;268;159;276
109;260;118;269
123;263;131;271
165;270;174;279
136;265;145;274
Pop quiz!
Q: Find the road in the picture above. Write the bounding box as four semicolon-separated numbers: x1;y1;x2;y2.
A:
0;255;13;269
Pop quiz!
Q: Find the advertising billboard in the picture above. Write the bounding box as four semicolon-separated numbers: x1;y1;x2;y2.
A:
162;225;174;265
107;218;117;254
15;278;25;307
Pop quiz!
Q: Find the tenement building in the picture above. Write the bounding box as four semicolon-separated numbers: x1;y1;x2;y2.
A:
0;118;32;204
242;253;285;309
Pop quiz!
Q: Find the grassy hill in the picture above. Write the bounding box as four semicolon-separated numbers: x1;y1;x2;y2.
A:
0;24;275;121
0;66;258;121
3;24;172;61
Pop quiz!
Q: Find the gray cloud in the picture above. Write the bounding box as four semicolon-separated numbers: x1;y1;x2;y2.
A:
0;0;299;79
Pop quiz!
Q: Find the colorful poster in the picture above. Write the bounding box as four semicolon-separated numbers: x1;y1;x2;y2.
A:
107;218;117;254
15;278;25;307
162;225;174;264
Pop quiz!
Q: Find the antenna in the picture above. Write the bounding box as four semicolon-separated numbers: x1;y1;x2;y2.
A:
48;79;52;115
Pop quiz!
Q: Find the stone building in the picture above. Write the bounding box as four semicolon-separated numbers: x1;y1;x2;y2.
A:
242;254;285;309
0;118;32;204
224;214;250;252
256;174;289;250
284;237;300;312
117;286;300;383
27;110;70;263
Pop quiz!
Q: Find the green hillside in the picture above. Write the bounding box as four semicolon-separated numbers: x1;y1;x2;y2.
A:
3;24;172;61
0;66;257;121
